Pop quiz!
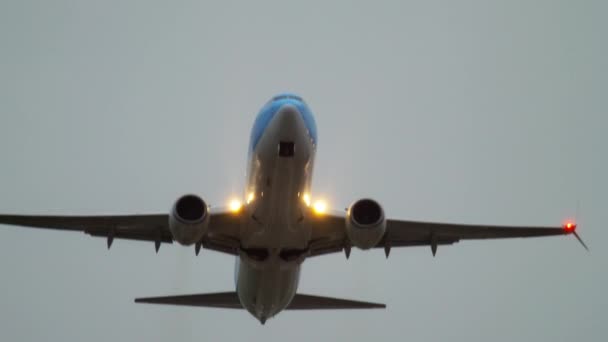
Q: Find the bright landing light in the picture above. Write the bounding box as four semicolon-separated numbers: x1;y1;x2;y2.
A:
313;200;327;215
246;192;255;204
229;199;243;213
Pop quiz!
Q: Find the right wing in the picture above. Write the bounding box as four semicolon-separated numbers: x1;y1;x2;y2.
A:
308;211;583;257
0;209;244;255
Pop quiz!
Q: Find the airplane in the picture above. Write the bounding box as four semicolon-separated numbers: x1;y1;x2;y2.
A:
0;93;587;324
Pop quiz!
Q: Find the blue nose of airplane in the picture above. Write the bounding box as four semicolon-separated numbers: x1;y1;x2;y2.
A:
274;104;300;129
250;94;317;153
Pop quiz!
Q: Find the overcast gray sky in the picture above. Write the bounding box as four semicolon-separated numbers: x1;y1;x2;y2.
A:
0;0;606;341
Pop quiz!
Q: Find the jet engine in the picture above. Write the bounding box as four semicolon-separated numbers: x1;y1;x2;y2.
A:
346;199;386;249
169;194;210;246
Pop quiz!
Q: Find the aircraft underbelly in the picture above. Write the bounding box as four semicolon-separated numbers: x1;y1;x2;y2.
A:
235;104;315;322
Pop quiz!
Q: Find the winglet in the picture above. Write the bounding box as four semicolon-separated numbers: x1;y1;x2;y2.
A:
563;221;589;251
573;231;589;251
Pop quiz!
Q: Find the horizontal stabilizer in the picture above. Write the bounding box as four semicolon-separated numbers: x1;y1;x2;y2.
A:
135;292;242;309
287;293;385;310
135;292;385;310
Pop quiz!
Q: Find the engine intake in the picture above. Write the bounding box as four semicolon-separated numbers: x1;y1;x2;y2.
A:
352;199;383;225
346;198;386;250
169;194;210;245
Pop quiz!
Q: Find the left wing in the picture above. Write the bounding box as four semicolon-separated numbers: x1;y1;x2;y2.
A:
0;209;243;255
308;211;583;257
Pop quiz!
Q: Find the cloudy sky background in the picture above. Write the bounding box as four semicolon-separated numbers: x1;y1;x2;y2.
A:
0;1;606;341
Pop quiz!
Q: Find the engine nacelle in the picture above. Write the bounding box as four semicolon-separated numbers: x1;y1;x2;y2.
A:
346;199;386;250
169;194;210;246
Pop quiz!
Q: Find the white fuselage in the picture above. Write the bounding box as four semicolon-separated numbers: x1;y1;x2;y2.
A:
234;96;317;323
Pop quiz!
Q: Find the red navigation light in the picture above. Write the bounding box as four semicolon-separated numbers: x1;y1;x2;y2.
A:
563;221;577;232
